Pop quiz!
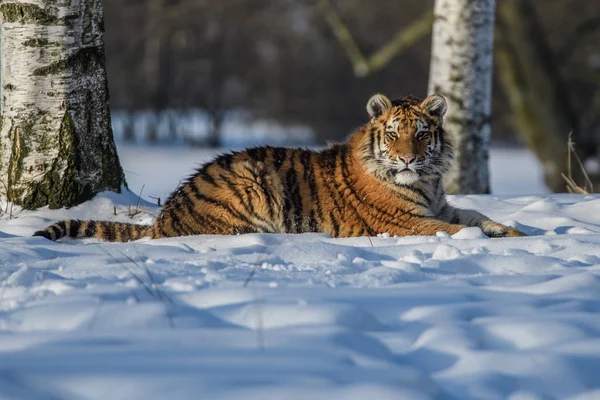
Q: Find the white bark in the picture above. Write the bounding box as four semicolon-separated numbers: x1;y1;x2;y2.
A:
428;0;495;194
0;0;124;209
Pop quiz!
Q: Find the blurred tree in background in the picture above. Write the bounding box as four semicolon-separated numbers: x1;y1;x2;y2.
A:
102;0;600;192
104;0;433;143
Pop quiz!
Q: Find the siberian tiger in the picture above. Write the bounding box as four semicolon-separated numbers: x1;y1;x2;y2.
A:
34;94;526;242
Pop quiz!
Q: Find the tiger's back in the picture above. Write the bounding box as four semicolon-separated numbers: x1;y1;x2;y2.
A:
148;144;401;239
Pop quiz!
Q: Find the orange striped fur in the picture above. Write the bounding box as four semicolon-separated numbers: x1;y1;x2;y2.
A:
34;94;525;242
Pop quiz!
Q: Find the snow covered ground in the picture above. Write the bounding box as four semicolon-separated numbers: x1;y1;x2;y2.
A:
1;145;600;400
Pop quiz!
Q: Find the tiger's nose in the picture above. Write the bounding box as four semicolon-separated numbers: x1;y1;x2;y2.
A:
399;155;415;165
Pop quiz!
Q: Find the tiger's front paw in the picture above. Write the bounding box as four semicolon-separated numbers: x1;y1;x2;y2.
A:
482;222;527;238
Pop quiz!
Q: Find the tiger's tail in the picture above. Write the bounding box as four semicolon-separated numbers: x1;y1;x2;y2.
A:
33;220;152;242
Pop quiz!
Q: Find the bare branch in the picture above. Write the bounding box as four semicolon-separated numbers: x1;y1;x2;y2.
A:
367;11;434;75
317;0;433;77
316;0;369;76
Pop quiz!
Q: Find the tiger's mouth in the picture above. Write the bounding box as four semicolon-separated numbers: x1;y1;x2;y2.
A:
390;165;419;174
387;166;419;179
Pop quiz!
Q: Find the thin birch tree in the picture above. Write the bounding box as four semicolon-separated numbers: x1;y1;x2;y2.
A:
0;0;125;209
428;0;496;194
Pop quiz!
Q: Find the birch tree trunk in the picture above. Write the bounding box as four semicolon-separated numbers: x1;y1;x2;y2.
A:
0;0;125;210
428;0;495;194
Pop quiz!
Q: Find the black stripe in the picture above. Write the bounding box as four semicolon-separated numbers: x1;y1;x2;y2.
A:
262;175;278;223
319;146;351;237
168;208;189;236
329;211;340;237
115;223;129;242
410;187;431;206
375;128;383;155
127;224;136;240
300;151;322;228
242;187;257;216
370;127;378;158
217;153;234;169
56;221;67;236
234;225;256;235
188;181;254;226
246;147;268;162
156;222;168;238
282;171;295;232
242;164;257;178
33;230;52;240
219;174;271;230
121;225;133;241
198;168;217;186
339;151;376;236
220;174;251;213
69;220;81;238
50;225;61;240
104;223;116;242
220;174;244;202
201;213;231;233
282;188;293;232
121;223;133;241
271;147;287;171
254;170;277;222
320;147;338;173
85;221;97;237
308;210;318;232
285;152;303;233
309;159;323;223
395;192;428;209
317;148;345;223
181;197;210;233
135;224;149;240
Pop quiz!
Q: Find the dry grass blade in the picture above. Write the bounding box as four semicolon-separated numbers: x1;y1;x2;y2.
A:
128;184;146;218
244;266;259;288
87;299;104;331
242;265;266;350
0;181;18;220
118;247;174;328
564;132;593;194
100;246;174;328
562;173;588;194
569;138;594;193
99;246;156;298
130;247;173;304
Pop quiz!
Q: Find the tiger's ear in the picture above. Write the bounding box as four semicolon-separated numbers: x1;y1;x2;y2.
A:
421;94;447;120
367;94;392;119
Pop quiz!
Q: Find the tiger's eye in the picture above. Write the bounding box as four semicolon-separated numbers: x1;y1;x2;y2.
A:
415;131;429;140
386;131;397;140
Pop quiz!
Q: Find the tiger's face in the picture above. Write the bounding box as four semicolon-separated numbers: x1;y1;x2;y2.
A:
359;94;452;186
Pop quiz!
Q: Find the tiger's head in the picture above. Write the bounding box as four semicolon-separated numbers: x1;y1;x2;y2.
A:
356;93;452;186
